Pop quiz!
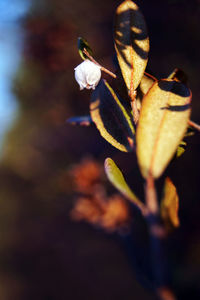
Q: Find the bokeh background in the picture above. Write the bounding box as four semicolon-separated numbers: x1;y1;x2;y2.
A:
0;0;200;299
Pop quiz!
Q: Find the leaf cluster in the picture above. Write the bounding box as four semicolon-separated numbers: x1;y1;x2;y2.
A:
70;0;197;231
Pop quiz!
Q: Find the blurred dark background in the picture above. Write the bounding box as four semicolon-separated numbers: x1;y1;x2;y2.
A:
0;0;200;299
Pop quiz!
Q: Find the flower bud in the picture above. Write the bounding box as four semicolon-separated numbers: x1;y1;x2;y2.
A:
74;59;101;90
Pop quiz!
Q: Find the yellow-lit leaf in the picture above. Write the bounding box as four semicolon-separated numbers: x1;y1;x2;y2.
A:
161;177;180;228
90;79;135;152
140;73;156;94
114;0;150;91
136;79;192;178
136;72;156;110
104;158;143;210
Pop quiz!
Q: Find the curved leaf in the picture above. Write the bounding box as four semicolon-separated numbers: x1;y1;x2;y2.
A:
136;72;156;110
78;37;93;60
136;79;192;178
176;141;186;158
168;68;188;85
140;73;156;94
104;158;143;210
161;177;180;229
114;0;150;91
176;127;194;158
90;79;135;152
67;115;92;126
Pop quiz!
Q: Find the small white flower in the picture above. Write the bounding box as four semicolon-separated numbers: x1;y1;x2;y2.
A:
74;59;101;90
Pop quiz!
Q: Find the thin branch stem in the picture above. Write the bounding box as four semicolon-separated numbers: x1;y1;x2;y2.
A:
83;49;101;67
144;71;157;82
101;66;117;79
145;174;159;215
83;48;117;79
130;90;139;125
188;120;200;132
135;200;149;218
130;73;139;124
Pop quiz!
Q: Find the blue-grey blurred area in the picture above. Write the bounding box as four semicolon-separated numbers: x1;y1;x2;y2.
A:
0;0;31;153
0;0;200;299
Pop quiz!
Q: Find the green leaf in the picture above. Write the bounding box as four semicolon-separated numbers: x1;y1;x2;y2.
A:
176;141;186;158
114;0;150;91
161;177;180;229
78;37;93;60
104;158;144;210
90;79;135;152
136;79;192;178
175;127;194;158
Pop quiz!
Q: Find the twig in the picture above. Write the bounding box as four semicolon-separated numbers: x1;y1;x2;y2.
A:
188;120;200;132
129;57;140;124
130;89;140;125
83;48;117;79
145;174;159;215
144;71;157;82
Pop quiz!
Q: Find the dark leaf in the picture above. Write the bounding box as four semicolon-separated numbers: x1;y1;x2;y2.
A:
90;79;135;152
78;37;93;60
67;115;92;126
168;68;188;85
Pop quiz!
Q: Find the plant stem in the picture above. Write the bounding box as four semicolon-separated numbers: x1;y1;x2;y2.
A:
144;71;157;82
83;48;117;79
145;174;159;215
188;120;200;132
144;175;177;300
130;89;140;125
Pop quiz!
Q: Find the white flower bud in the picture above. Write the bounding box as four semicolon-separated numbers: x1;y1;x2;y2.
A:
74;59;101;90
